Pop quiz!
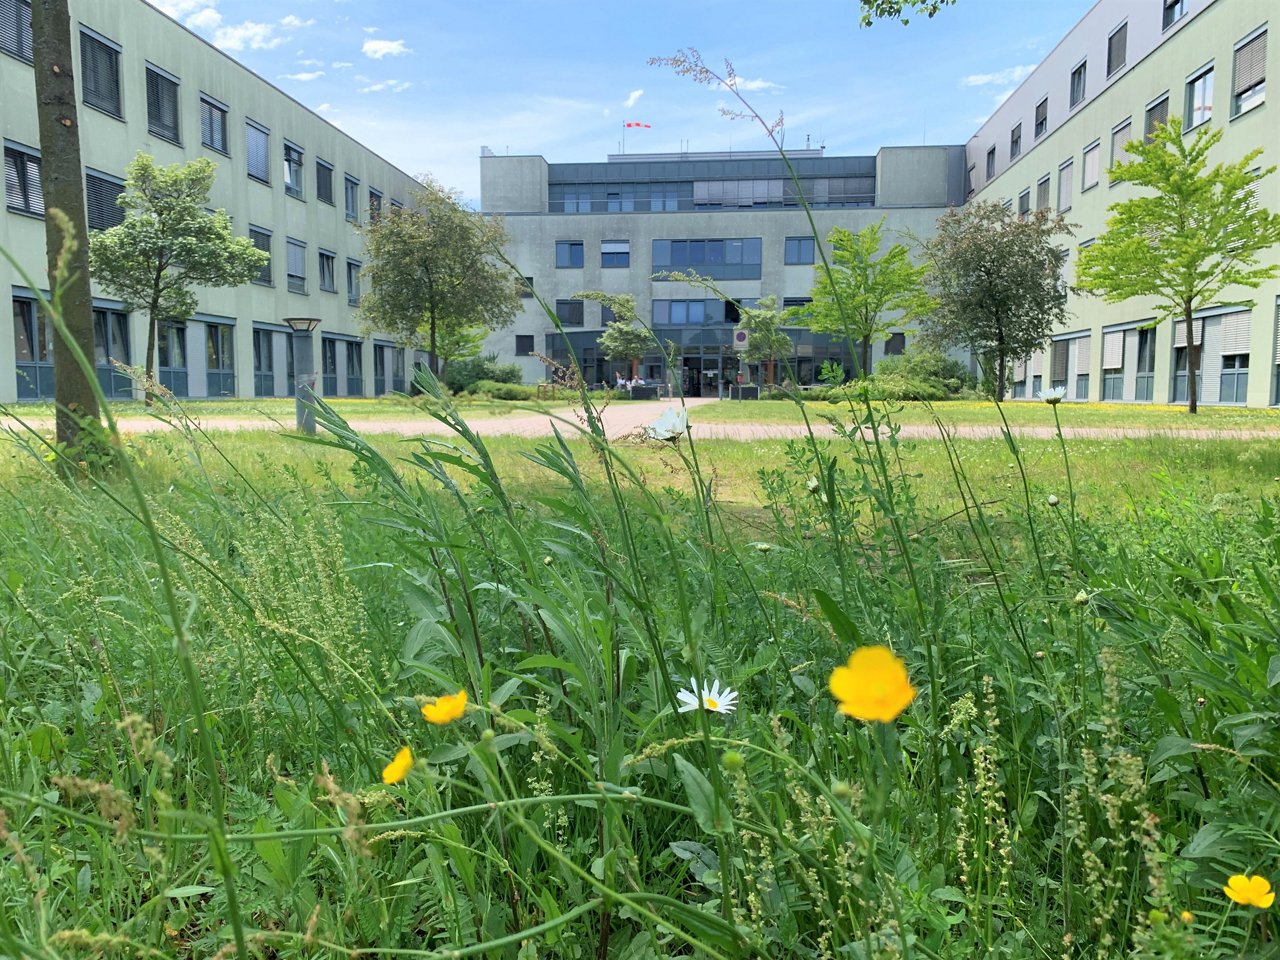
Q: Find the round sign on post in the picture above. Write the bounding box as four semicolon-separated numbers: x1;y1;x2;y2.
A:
732;329;750;352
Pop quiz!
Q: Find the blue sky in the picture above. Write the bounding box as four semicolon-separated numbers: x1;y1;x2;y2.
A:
145;0;1097;205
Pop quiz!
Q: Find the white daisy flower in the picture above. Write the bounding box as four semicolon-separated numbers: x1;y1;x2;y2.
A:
677;679;739;714
1038;386;1068;405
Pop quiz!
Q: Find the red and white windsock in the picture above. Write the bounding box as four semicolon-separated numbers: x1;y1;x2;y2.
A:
624;121;651;128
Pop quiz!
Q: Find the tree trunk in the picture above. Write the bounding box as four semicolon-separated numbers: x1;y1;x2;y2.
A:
1184;304;1198;415
32;0;101;452
143;308;159;406
996;353;1007;402
767;358;775;385
428;317;439;375
860;336;871;380
630;357;638;380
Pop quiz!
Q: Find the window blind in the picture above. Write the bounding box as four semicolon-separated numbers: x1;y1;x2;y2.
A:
1107;23;1126;76
1076;335;1092;375
1234;31;1267;95
0;0;33;62
1218;311;1251;354
80;32;122;117
85;172;124;230
146;68;179;142
245;121;269;182
1102;330;1123;369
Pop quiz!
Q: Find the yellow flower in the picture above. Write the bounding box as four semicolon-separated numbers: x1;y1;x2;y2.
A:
421;689;468;725
1224;874;1275;909
828;646;917;723
1179;910;1194;923
381;746;413;785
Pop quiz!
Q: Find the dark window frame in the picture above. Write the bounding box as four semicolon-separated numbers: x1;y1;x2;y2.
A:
286;237;307;294
515;334;535;356
85;169;125;230
283;141;304;199
555;240;584;269
0;0;34;64
555;299;584;327
245;119;270;184
199;94;228;154
80;28;123;119
249;226;272;285
318;249;337;292
316;159;334;205
4;143;44;217
145;63;180;144
784;236;816;265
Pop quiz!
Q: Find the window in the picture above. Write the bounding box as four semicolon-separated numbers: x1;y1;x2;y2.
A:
1144;96;1169;142
520;276;535;297
1;0;34;63
207;324;234;370
318;250;336;292
1010;123;1022;160
284;142;303;198
986;146;996;180
785;236;816;265
321;337;338;395
369;188;382;220
199;95;228;153
966;164;976;199
1221;353;1250;403
92;308;130;368
245;120;269;183
1135;327;1156;401
561;190;591;213
650;189;678;212
347;259;361;304
1185;66;1214;128
782;297;812;309
346;342;363;395
606;191;635;212
80;30;122;118
344;175;359;221
1107;23;1127;77
1036;176;1050;211
654;300;710;325
85;170;124;230
555;299;584;326
1070;62;1087;108
1163;0;1186;31
316;159;334;204
652;237;763;280
601;240;630;268
885;332;906;356
13;298;49;362
515;335;534;356
601;304;616;324
249;226;271;284
1111;119;1132;167
1082;141;1100;190
158;319;186;370
4;144;43;216
253;329;274;396
555;241;584;268
1034;98;1048;139
1058;161;1073;210
286;238;306;294
145;65;180;143
1017;189;1031;219
1232;29;1267;117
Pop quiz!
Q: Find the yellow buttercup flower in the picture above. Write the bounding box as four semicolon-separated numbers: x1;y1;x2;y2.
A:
1179;910;1194;923
829;646;917;723
422;690;468;725
1224;874;1275;909
381;746;413;785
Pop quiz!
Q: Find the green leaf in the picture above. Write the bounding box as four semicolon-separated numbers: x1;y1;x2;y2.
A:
1267;654;1280;688
813;589;862;648
673;753;732;836
1149;734;1196;767
165;885;215;898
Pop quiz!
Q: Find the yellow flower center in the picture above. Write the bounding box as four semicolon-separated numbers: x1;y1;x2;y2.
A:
704;696;720;711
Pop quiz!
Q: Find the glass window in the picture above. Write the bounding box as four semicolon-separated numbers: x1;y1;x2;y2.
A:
1163;0;1186;31
245;120;270;183
601;240;630;268
1070;62;1087;108
1034;98;1048;139
316;160;334;204
1017;190;1031;219
13;298;50;362
159;320;186;369
284;142;304;198
85;171;124;230
1036;176;1050;211
1111;120;1132;167
200;96;228;153
515;335;534;356
1082;142;1100;190
785;236;816;264
1186;67;1214;128
319;250;336;292
207;324;234;370
555;299;584;326
80;30;122;118
1144;96;1169;142
145;65;180;143
555;241;584;268
1010;123;1022;160
1232;30;1267;117
287;238;306;294
344;175;359;221
4;144;43;216
92;308;130;365
369;188;382;220
1058;162;1073;211
986;146;996;180
249;227;271;284
884;332;906;356
1108;23;1127;76
347;260;361;304
1;0;34;63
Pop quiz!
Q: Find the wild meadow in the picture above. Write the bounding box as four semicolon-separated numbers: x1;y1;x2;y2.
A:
2;374;1279;960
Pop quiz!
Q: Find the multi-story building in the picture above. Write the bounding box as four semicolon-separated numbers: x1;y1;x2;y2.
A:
1;0;421;405
967;0;1276;406
480;146;966;394
483;0;1279;407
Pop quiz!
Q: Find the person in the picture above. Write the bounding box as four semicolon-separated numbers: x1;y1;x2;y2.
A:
616;373;626;389
634;375;646;386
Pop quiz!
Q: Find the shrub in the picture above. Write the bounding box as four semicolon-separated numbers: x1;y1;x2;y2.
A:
874;349;977;394
466;379;539;400
442;354;525;394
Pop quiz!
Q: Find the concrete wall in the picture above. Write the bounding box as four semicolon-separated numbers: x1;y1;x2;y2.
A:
875;146;964;207
480;154;549;214
1;0;420;403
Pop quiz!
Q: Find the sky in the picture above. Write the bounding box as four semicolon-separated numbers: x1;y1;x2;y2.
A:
143;0;1099;205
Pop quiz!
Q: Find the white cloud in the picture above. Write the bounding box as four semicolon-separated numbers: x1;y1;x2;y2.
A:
331;61;354;69
362;38;411;59
360;79;412;93
721;76;781;93
282;71;325;82
624;89;644;109
960;64;1036;88
298;58;324;67
214;21;285;51
279;15;315;29
362;26;380;34
186;7;222;30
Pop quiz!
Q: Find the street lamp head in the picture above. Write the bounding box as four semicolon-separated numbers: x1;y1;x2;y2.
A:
284;317;321;333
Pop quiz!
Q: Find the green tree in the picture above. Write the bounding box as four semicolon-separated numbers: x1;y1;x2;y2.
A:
433;323;488;378
31;0;100;453
88;153;267;402
738;295;794;385
1076;116;1280;413
803;220;933;378
921;201;1072;400
358;178;520;375
859;0;956;26
573;292;652;379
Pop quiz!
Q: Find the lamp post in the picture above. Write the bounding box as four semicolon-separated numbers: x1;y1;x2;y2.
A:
284;317;321;435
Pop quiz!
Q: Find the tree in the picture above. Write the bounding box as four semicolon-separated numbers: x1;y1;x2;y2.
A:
737;295;794;385
802;220;933;378
921;201;1072;400
358;177;520;375
433;323;488;378
573;292;651;379
859;0;956;26
89;153;267;402
31;0;100;452
1076;116;1280;413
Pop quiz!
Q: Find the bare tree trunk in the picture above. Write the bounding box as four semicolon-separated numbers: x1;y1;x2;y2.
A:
630;357;638;379
144;306;159;406
1184;305;1198;415
860;336;871;379
996;353;1007;402
32;0;101;451
429;317;439;375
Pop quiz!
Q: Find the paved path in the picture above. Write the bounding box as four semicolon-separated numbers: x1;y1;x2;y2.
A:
4;397;1279;443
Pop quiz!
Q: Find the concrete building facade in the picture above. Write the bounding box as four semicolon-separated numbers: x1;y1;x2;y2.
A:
480;146;966;393
1;0;421;405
